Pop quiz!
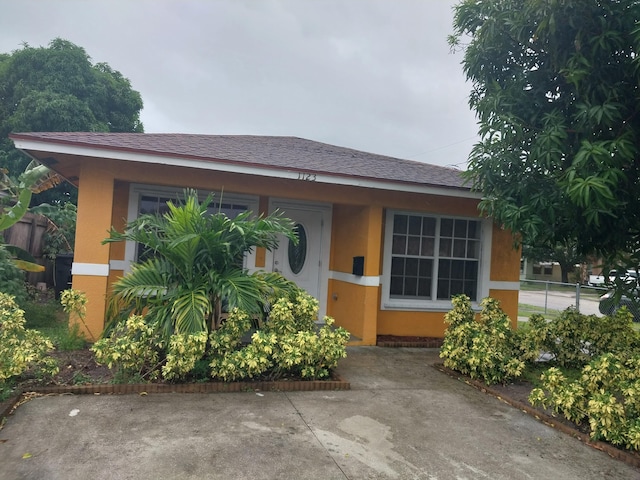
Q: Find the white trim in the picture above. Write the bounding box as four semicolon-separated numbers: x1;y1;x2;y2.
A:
109;260;128;271
488;281;520;291
13;138;480;199
72;263;109;276
479;221;493;299
329;270;380;287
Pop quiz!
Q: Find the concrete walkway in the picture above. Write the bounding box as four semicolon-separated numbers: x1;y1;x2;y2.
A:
0;347;637;479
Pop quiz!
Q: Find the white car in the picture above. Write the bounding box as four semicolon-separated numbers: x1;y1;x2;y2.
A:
588;269;638;287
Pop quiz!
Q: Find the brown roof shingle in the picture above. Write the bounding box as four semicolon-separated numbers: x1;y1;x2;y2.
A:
10;132;468;191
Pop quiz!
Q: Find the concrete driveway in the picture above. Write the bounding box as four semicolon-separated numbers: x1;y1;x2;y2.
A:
0;347;637;479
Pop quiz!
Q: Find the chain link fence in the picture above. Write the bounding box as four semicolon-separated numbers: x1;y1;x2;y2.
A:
519;279;607;319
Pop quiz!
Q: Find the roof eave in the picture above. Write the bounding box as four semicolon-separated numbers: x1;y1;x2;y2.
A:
10;135;479;199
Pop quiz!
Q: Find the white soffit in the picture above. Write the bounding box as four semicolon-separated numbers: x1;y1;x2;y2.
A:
13;138;480;200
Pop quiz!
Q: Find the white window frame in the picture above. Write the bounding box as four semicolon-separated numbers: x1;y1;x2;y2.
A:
380;209;492;311
117;184;259;274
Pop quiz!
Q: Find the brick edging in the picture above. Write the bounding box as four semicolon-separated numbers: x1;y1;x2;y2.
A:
434;364;640;469
377;341;443;348
0;376;350;423
29;377;350;394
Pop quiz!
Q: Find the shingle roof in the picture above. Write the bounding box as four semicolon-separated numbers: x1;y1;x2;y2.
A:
10;132;468;191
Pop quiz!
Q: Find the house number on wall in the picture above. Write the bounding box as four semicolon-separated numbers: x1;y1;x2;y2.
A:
297;172;317;181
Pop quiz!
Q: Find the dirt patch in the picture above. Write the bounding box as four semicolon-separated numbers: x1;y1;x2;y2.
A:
48;349;114;386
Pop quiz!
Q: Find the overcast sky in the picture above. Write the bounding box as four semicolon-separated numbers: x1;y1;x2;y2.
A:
0;0;478;169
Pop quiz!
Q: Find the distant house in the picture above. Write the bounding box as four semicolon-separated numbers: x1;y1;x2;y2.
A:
520;259;563;283
10;132;520;345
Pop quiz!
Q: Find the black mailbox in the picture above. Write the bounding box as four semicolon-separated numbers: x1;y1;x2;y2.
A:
352;256;364;276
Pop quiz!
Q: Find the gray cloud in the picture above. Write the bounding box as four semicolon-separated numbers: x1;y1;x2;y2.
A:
0;0;478;168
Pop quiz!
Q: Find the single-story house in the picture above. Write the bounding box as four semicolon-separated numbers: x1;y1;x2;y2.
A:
10;132;521;345
520;259;564;283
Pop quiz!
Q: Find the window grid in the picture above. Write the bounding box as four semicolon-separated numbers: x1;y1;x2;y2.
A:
389;214;480;301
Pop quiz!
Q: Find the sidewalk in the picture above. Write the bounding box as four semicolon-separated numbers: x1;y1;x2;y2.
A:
0;347;637;479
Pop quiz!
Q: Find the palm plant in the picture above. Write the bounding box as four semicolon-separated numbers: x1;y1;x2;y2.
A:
1;160;62;273
103;189;298;340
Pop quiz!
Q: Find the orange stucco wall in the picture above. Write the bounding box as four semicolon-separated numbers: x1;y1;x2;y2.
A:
70;161;115;339
327;280;379;345
489;289;520;328
489;224;521;326
66;157;521;344
329;205;383;278
326;204;382;344
490;224;521;282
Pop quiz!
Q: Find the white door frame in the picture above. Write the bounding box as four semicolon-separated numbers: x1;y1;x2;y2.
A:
267;198;332;321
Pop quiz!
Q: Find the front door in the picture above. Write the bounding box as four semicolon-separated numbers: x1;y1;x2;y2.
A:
271;203;330;319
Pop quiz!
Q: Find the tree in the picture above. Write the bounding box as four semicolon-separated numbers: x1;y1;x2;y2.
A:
0;38;144;204
103;190;300;341
450;1;640;275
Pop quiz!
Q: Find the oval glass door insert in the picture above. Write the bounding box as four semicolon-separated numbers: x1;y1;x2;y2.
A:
288;223;307;274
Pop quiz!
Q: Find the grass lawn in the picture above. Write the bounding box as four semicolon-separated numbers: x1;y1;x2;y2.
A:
518;303;562;320
519;281;576;293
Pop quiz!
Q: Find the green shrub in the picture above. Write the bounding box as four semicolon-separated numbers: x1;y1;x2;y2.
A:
162;331;208;381
440;295;524;385
529;353;640;450
209;292;349;381
60;289;95;341
91;315;162;382
513;313;551;364
517;303;640;451
440;295;640;451
209;308;271;381
93;289;349;383
0;247;28;306
521;307;639;368
0;292;58;384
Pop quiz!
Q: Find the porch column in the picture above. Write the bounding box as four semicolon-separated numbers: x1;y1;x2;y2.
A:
327;204;382;345
70;161;115;339
360;206;383;344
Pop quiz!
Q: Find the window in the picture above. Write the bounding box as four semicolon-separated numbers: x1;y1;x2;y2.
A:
123;185;259;271
382;210;484;309
533;263;553;276
135;194;250;261
287;223;307;275
139;194;249;220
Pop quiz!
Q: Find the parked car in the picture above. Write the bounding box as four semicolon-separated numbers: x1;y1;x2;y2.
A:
599;289;640;322
589;269;638;287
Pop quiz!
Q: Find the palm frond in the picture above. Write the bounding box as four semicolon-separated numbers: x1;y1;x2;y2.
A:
111;259;171;305
171;286;211;334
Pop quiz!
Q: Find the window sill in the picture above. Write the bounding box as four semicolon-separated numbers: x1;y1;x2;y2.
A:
381;300;480;312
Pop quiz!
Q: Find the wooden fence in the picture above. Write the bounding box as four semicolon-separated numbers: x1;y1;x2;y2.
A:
2;212;50;284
